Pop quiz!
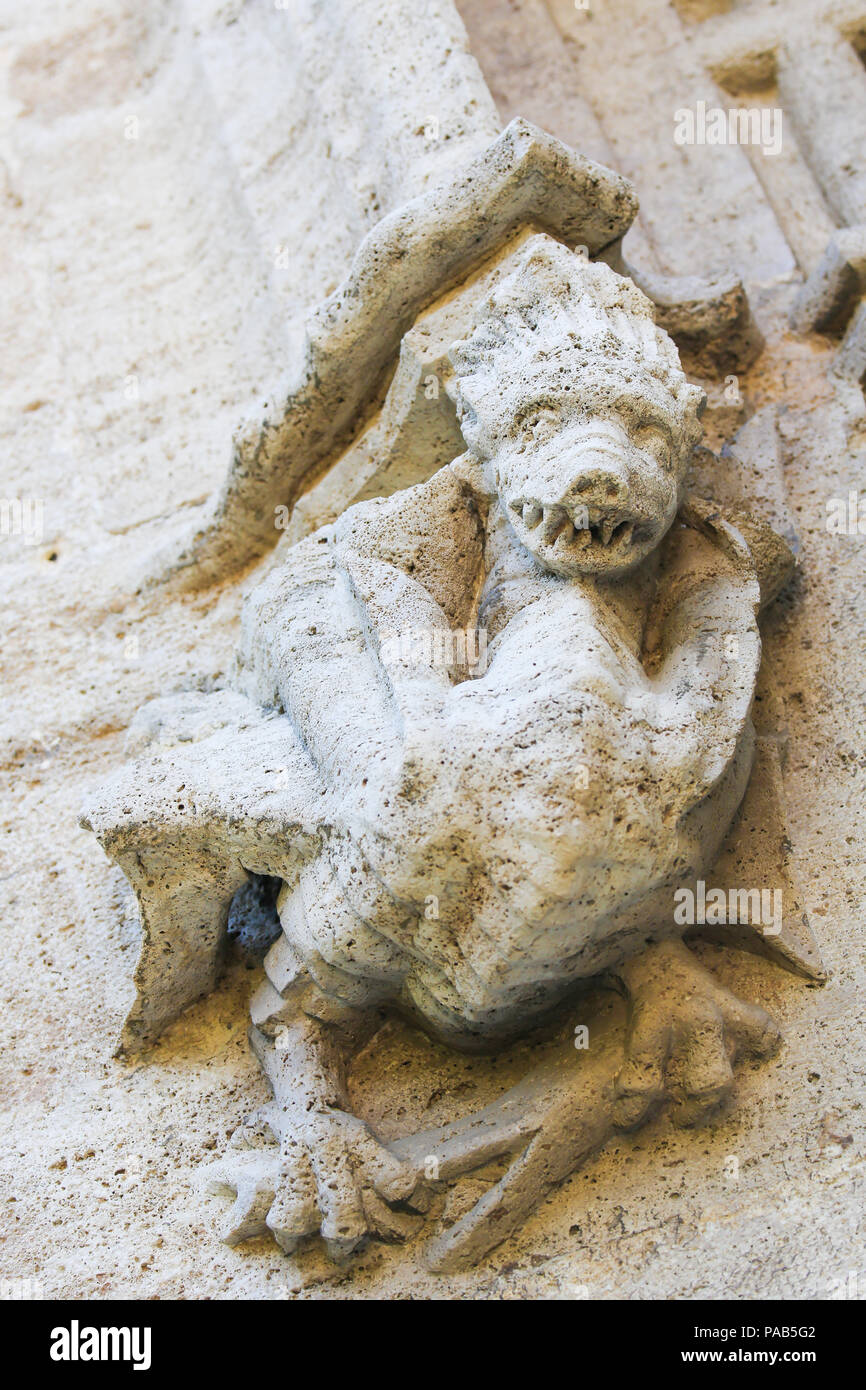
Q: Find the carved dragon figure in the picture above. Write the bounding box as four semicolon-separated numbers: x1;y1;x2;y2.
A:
83;221;816;1272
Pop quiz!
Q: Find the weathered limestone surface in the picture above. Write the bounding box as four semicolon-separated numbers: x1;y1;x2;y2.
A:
1;0;866;1299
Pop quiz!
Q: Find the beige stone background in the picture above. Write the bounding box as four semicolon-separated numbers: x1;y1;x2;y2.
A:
1;0;864;1299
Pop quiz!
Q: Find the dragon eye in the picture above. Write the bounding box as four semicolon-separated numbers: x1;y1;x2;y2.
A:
635;422;672;468
516;404;559;446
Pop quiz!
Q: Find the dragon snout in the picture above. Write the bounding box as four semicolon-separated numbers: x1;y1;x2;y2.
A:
569;464;629;508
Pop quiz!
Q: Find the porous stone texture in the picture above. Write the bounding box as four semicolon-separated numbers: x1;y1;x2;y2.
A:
83;238;802;1268
2;0;865;1300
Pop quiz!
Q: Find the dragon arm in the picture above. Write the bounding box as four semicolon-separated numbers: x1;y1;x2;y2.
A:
235;464;485;792
633;499;793;820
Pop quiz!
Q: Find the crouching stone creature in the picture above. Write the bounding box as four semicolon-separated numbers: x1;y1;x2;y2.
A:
82;238;796;1270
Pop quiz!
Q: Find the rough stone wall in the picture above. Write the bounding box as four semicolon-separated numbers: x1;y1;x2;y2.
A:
1;0;865;1299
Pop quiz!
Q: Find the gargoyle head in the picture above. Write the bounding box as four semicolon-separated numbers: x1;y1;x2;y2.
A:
447;236;705;577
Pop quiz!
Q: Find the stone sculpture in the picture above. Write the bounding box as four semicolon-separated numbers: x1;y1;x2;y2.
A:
147;120;757;593
82;225;818;1271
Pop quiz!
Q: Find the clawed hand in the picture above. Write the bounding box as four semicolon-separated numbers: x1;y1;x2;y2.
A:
613;939;782;1129
216;1106;422;1262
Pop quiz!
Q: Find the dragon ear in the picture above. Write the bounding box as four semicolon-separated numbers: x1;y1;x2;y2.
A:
679;382;707;440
